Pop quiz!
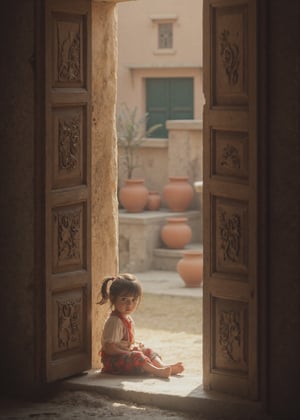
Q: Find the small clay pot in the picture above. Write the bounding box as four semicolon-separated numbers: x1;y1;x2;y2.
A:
146;191;161;211
177;250;203;288
160;217;192;249
119;179;149;213
163;176;194;212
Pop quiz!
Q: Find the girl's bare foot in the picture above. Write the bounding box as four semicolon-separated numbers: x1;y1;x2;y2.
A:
143;362;171;378
156;366;172;378
170;362;184;375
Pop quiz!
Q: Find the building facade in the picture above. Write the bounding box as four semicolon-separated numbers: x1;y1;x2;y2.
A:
117;0;204;137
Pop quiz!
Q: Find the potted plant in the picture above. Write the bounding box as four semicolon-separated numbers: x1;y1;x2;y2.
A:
117;103;161;212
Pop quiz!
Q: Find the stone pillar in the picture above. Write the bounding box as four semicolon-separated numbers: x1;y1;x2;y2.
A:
91;0;119;368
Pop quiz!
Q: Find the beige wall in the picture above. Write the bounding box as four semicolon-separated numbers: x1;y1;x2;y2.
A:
116;0;204;120
116;0;204;196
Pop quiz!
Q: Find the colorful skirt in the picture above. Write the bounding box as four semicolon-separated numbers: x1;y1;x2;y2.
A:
101;348;159;375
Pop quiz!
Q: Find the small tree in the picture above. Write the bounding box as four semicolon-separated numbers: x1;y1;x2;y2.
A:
117;103;161;179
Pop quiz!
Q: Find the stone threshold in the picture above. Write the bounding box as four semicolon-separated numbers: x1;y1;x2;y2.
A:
63;369;267;419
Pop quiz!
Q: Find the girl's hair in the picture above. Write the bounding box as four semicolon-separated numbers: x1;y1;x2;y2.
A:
97;273;142;306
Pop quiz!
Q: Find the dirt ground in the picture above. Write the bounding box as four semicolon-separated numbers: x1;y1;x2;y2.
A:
134;293;203;377
0;294;203;420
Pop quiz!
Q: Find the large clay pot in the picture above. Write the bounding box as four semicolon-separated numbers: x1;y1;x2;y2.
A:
163;176;194;212
177;250;203;288
160;217;192;249
146;191;161;211
119;179;149;213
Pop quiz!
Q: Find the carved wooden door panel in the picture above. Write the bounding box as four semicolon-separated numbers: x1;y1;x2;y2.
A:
203;0;258;398
45;0;91;381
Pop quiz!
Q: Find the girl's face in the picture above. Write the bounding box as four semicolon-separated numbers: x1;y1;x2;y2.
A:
114;294;139;316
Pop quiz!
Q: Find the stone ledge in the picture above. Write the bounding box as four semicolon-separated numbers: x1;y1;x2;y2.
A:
153;244;203;271
119;209;201;225
119;209;202;272
63;370;267;418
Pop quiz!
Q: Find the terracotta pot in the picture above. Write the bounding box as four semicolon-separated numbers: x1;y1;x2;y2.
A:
163;176;194;212
119;179;149;213
177;250;203;288
160;217;192;249
146;191;161;211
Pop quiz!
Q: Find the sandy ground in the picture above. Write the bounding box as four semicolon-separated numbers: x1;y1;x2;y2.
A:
0;294;203;420
0;390;201;420
134;294;203;377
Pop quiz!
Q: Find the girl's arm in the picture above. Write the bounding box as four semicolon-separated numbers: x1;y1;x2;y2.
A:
103;341;131;356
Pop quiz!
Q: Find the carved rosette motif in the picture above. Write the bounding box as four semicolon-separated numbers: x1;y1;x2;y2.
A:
213;298;248;373
219;310;241;362
57;297;82;350
219;209;241;263
219;29;240;85
58;114;80;172
220;144;241;169
56;208;81;263
57;21;81;82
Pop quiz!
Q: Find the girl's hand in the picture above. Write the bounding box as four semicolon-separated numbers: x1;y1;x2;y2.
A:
132;341;144;351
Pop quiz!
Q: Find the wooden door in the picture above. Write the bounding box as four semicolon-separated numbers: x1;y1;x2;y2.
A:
203;0;258;398
45;0;91;382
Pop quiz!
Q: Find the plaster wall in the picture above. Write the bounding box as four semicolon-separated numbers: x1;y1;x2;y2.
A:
117;0;203;67
116;0;204;120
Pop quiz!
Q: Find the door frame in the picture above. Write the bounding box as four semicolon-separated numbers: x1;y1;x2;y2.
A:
37;0;268;405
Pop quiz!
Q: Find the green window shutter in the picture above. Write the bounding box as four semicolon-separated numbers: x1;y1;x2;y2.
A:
146;78;194;138
146;79;169;138
170;78;194;120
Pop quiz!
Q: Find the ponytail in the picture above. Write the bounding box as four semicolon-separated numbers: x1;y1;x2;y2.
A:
97;276;116;305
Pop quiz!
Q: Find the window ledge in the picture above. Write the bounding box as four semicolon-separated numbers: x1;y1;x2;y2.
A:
166;120;203;131
150;14;178;22
128;64;202;70
140;138;168;148
153;49;176;55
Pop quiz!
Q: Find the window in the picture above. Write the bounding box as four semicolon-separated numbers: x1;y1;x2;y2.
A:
150;15;177;54
158;23;173;49
146;78;194;138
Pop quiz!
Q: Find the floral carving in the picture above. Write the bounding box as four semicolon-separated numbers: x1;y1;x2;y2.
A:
58;114;80;171
219;209;241;262
220;144;241;169
219;310;241;362
56;209;81;263
57;297;81;350
219;29;240;85
57;25;81;81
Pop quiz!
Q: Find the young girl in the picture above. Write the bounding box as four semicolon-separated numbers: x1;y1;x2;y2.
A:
98;273;184;378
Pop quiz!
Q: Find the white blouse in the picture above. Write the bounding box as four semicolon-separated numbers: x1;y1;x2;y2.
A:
101;315;135;350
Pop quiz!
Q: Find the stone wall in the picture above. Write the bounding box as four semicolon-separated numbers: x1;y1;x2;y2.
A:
91;0;119;369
